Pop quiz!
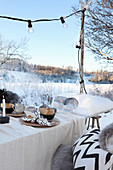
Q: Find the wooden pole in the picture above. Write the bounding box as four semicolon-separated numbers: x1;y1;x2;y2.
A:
80;7;85;94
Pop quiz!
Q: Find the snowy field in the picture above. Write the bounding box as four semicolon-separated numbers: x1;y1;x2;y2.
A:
0;70;113;107
0;70;113;129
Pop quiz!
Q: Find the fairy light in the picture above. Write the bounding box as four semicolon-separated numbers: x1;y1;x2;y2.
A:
28;20;34;33
60;99;63;103
67;107;71;111
60;16;65;24
0;8;86;32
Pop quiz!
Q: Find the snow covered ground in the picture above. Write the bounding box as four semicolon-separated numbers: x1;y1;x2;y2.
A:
0;70;113;107
0;70;113;130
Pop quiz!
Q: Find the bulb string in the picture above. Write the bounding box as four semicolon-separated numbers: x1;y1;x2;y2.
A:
0;8;86;27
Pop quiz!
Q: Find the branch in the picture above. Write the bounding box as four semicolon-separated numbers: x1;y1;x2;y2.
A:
99;51;113;60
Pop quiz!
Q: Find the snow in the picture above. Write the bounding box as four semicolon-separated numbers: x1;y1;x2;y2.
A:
0;70;113;129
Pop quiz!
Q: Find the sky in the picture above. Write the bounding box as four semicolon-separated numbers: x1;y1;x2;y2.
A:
0;0;101;72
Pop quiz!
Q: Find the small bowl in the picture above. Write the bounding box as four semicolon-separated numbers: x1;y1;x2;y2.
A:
40;107;56;120
40;113;55;120
14;103;25;114
1;103;14;113
24;106;37;118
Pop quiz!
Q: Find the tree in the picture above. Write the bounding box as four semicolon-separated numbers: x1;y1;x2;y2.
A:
0;36;30;66
84;0;113;64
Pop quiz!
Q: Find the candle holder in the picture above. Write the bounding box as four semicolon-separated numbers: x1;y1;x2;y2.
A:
0;115;10;124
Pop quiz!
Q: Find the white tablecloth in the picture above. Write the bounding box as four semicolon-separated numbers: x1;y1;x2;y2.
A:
0;112;85;170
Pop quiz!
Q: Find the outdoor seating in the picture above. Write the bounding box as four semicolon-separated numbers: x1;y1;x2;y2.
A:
52;128;113;170
85;115;101;130
51;93;113;169
72;128;113;170
51;144;74;170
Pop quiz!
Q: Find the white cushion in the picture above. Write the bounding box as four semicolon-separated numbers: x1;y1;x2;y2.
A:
72;128;113;170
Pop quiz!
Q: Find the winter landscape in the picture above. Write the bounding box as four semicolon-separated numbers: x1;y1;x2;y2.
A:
1;1;113;169
0;69;113;107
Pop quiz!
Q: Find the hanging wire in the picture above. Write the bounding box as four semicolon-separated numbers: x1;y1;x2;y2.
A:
76;33;87;94
0;8;87;94
0;16;28;22
0;9;86;26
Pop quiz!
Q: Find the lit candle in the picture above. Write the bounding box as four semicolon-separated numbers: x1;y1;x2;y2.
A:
2;96;6;117
60;100;63;103
67;107;70;111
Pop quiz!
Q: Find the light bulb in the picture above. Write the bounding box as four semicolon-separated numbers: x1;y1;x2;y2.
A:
62;23;68;29
28;19;34;33
72;43;81;49
72;43;76;48
28;27;34;33
60;16;68;28
72;42;79;48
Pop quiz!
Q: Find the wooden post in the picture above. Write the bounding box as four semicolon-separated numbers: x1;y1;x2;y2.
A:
79;7;86;94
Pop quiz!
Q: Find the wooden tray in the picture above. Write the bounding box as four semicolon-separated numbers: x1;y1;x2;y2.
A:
20;117;60;128
7;112;26;118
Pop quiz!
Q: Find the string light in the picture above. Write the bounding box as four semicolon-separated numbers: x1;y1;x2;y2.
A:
60;17;65;24
0;8;86;32
60;17;68;28
28;20;34;33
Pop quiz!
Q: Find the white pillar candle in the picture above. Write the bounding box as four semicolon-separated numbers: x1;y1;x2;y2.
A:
2;96;6;117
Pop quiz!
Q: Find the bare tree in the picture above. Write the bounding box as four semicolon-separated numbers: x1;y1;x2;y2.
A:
84;0;113;64
73;0;113;67
0;36;30;66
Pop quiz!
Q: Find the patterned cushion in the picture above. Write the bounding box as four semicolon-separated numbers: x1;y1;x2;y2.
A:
72;128;113;170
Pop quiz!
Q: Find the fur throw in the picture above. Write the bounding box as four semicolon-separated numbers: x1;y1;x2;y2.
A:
0;89;20;104
51;144;74;170
99;123;113;154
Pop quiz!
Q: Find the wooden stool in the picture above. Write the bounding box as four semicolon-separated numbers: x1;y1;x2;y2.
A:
85;115;101;129
91;116;101;128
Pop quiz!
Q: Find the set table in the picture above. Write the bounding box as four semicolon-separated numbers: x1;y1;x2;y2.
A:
0;111;85;170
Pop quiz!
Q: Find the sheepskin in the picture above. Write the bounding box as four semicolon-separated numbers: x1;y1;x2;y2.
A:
99;122;113;154
51;144;74;170
0;89;20;104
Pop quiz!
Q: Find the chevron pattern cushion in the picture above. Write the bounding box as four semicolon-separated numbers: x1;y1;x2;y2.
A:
72;128;113;170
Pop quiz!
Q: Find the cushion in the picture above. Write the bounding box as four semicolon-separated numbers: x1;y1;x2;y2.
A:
51;144;74;170
72;128;113;170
